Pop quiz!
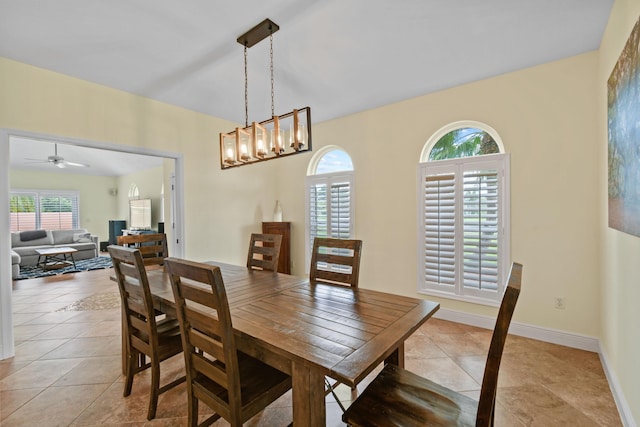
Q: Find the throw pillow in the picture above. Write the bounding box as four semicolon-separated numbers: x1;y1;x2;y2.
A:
73;232;92;243
20;230;48;241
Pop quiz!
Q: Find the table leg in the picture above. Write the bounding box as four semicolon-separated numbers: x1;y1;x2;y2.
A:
67;253;76;269
292;361;325;427
385;342;405;368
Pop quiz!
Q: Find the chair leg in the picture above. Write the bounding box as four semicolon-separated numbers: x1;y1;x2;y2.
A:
188;393;198;427
147;359;160;420
123;349;135;397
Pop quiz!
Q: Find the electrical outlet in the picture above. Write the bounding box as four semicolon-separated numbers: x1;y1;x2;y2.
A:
554;297;565;310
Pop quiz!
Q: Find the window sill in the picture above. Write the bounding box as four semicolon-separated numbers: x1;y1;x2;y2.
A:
417;288;501;308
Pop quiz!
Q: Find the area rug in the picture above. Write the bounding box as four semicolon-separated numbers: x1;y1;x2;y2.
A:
16;256;113;280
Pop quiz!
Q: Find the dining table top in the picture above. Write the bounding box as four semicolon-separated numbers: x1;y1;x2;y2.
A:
142;261;440;425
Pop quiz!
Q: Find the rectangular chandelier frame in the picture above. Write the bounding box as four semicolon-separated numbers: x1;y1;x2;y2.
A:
219;106;312;170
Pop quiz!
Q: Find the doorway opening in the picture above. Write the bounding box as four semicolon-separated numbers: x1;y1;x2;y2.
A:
1;128;185;360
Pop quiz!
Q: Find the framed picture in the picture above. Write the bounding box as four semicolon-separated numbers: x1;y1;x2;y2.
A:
608;16;640;236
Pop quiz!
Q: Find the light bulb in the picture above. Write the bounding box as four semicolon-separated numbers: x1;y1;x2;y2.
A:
240;143;249;160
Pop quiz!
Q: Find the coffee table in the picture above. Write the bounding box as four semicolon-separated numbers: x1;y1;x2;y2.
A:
35;247;78;270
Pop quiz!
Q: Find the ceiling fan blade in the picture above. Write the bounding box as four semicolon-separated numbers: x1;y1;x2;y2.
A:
23;144;90;168
63;161;90;168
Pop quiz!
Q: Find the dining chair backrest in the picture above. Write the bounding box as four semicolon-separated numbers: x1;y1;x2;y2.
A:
164;258;246;423
476;261;522;425
310;237;363;288
341;262;523;427
246;233;283;272
166;257;292;425
108;244;186;420
109;245;158;348
117;233;168;266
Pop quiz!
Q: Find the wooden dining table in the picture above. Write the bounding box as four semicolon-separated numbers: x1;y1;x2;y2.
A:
141;262;440;426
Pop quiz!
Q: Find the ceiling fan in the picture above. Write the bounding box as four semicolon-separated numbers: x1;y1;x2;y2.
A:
25;143;90;169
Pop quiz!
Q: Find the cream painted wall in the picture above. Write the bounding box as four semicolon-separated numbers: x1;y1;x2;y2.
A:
277;53;601;338
0;57;279;267
598;0;640;421
9;168;118;239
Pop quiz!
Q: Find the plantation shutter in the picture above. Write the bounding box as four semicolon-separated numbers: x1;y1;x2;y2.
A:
306;173;354;265
9;193;37;232
10;191;80;231
423;173;456;287
462;169;499;291
39;192;79;230
419;153;508;300
330;182;351;239
309;182;328;243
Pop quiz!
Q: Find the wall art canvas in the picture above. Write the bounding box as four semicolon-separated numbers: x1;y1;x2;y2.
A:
608;16;640;236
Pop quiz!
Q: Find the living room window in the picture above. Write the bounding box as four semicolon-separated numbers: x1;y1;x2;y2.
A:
418;122;510;305
10;190;80;231
305;147;355;270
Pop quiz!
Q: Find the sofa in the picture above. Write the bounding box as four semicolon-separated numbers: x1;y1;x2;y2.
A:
11;229;99;278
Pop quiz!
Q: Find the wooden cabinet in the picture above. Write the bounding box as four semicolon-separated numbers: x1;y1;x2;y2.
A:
262;222;291;274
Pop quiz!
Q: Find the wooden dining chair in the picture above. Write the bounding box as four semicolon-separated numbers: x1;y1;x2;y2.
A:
107;245;185;421
342;262;523;427
310;237;363;287
117;233;168;267
310;237;363;410
246;233;283;272
164;257;292;427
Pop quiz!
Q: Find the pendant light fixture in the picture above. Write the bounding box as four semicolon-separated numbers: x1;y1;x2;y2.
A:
219;18;312;169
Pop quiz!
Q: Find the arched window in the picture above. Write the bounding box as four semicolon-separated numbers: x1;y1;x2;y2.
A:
418;121;510;304
128;183;139;199
305;146;355;268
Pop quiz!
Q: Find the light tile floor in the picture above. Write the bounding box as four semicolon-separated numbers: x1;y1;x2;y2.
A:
1;268;622;426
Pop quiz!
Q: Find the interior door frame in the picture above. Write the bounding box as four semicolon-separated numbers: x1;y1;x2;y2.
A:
0;128;185;360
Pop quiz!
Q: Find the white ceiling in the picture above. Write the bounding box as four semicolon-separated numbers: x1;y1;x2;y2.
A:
9;137;164;177
2;0;613;174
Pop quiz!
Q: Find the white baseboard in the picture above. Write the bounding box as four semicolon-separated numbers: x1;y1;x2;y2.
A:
598;344;637;427
433;308;599;350
433;308;636;427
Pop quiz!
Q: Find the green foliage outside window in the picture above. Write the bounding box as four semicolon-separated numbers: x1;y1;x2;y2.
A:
9;196;36;213
40;196;73;212
428;128;499;161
